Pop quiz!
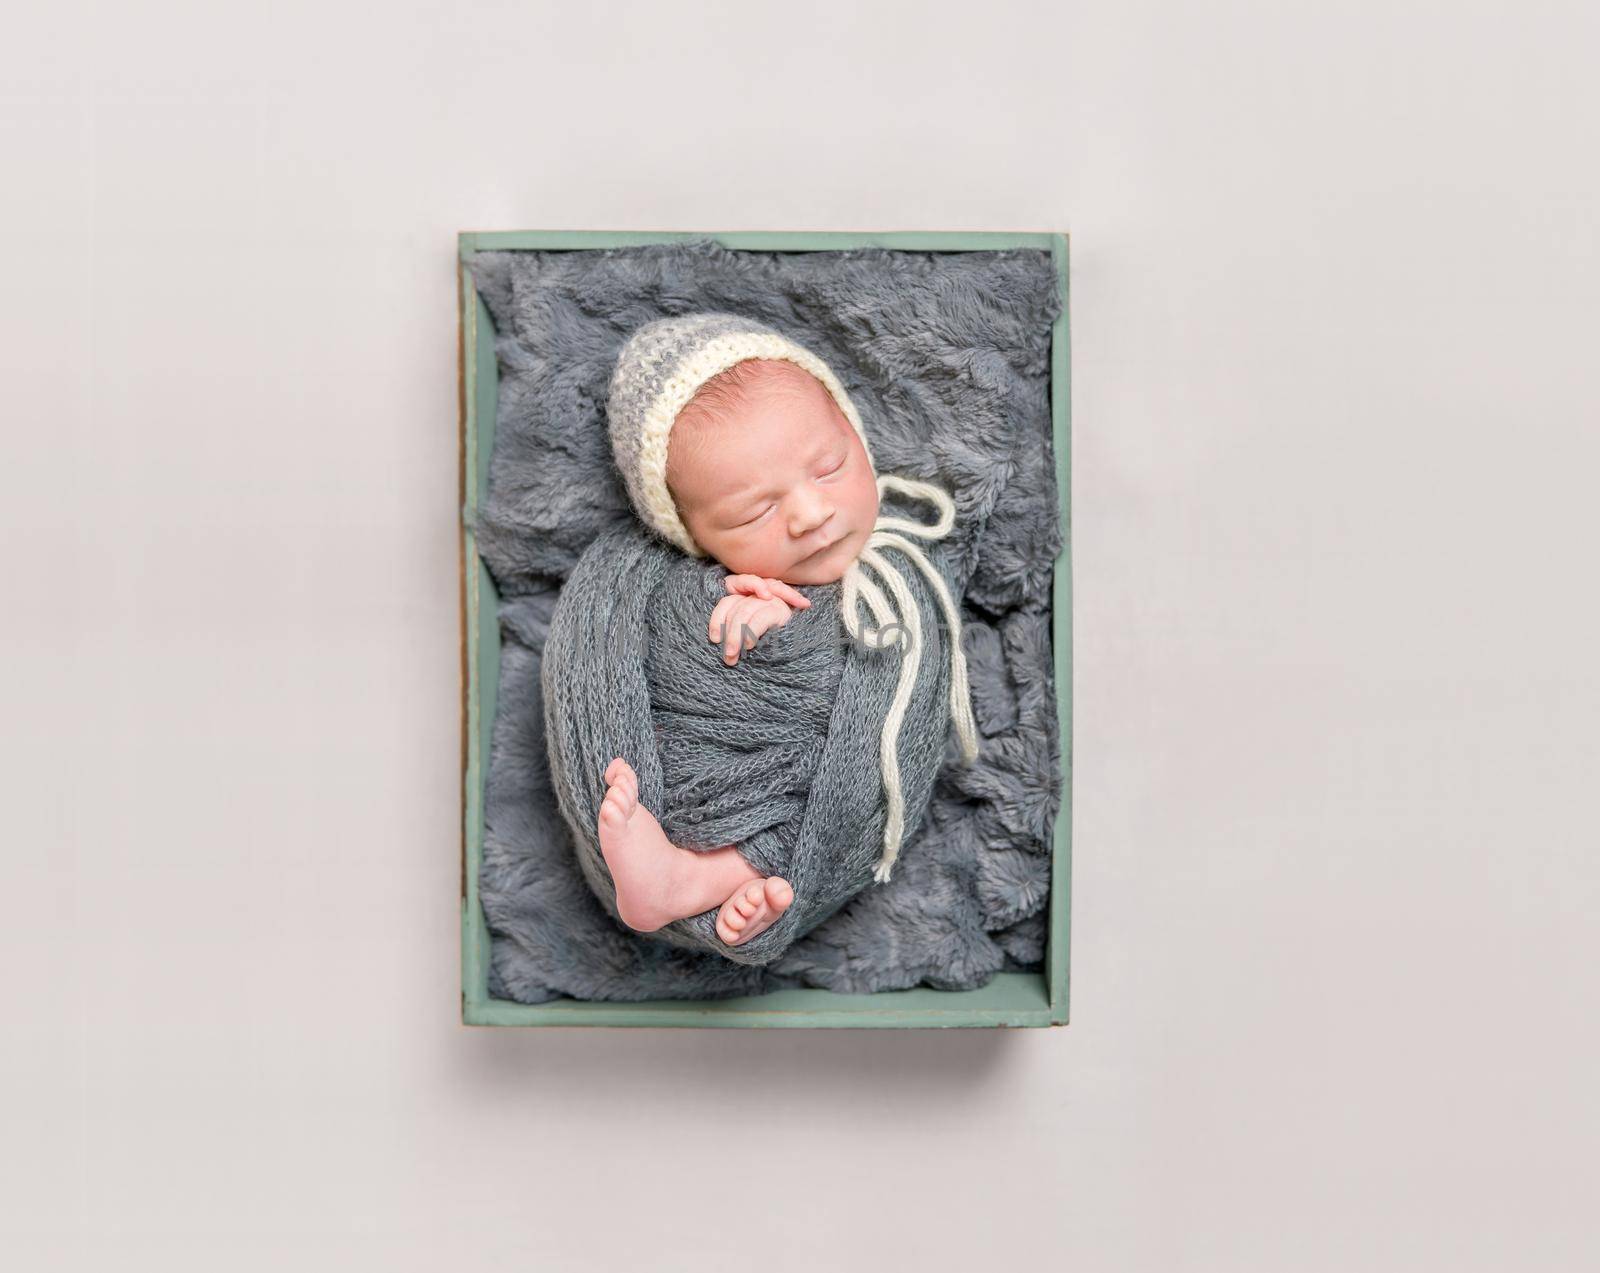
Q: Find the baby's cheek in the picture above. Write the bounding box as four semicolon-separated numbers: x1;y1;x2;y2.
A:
852;476;881;523
716;527;775;576
752;525;792;572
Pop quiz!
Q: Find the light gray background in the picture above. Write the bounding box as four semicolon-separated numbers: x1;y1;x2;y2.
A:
4;2;1596;1269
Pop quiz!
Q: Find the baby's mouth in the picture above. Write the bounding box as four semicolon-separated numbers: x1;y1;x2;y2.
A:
795;532;845;564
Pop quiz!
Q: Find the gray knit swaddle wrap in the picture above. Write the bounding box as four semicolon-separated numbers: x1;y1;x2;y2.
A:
541;490;969;966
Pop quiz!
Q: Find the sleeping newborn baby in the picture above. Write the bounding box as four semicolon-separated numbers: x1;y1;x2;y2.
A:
598;355;878;945
588;313;978;951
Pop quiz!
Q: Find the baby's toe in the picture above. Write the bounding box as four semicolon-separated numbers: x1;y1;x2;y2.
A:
764;878;794;912
717;880;782;946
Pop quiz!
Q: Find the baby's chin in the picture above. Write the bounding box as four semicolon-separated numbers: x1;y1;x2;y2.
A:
780;561;848;586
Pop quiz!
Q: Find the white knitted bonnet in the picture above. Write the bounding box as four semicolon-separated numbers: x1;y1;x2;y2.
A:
605;312;980;881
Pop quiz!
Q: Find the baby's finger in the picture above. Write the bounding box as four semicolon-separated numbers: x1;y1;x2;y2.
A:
722;609;745;663
766;579;812;610
723;573;771;599
725;599;765;664
708;595;737;643
719;598;744;662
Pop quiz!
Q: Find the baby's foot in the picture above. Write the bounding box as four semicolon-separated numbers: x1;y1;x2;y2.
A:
597;758;678;932
716;877;794;947
598;757;764;934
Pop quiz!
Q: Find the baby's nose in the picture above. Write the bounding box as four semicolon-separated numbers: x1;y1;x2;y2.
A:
787;487;831;536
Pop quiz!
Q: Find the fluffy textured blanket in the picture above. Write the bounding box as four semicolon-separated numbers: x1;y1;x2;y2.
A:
542;496;966;966
469;239;1064;1001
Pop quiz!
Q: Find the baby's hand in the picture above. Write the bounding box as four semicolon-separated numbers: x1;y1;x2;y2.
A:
710;575;812;665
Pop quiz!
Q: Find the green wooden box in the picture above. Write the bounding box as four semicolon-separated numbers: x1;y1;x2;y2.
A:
459;230;1072;1028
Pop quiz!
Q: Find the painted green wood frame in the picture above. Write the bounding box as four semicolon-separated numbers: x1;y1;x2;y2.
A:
459;230;1072;1028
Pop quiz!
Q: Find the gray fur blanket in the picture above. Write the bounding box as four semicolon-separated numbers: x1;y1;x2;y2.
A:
542;503;962;967
469;239;1064;1001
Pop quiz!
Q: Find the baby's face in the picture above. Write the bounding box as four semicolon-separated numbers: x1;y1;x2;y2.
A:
666;361;880;585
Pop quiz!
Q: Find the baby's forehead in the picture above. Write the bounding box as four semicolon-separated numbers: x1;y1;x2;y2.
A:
668;358;846;486
707;357;826;408
675;358;839;436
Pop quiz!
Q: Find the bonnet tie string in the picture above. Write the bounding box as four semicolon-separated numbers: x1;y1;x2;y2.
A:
839;474;980;883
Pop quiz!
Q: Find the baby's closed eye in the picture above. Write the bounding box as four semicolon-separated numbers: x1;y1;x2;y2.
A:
734;504;775;528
